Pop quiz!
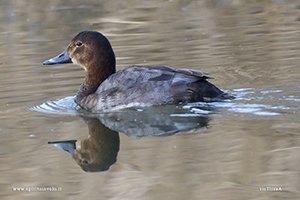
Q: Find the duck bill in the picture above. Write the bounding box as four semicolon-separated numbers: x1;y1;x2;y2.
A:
43;47;72;65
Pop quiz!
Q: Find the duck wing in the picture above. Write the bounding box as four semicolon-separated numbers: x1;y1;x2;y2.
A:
96;65;209;92
91;65;225;112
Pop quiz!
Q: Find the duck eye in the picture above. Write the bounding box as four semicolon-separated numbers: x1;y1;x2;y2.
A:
82;160;88;164
76;41;82;47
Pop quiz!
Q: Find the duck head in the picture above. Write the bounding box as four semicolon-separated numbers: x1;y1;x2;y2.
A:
43;31;116;86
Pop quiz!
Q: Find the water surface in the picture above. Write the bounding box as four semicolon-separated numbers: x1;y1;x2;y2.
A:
1;0;300;199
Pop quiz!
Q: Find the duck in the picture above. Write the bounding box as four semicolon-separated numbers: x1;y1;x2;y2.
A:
43;31;231;113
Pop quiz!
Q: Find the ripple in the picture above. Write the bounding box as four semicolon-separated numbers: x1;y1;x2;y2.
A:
28;87;300;119
30;96;214;117
29;96;82;115
212;87;300;117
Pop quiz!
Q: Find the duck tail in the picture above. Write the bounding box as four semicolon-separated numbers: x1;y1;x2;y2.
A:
190;80;234;102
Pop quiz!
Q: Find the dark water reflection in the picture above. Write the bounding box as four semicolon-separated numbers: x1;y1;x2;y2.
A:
48;110;209;172
1;0;300;199
49;117;120;173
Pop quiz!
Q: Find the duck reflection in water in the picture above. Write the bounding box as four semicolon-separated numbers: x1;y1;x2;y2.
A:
49;117;120;172
49;106;210;172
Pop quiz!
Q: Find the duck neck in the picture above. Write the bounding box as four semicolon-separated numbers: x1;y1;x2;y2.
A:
76;60;116;105
84;50;116;87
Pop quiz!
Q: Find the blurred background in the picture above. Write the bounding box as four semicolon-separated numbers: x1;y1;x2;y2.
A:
1;0;300;199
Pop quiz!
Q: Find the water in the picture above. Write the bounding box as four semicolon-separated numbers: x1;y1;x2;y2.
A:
1;0;300;199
